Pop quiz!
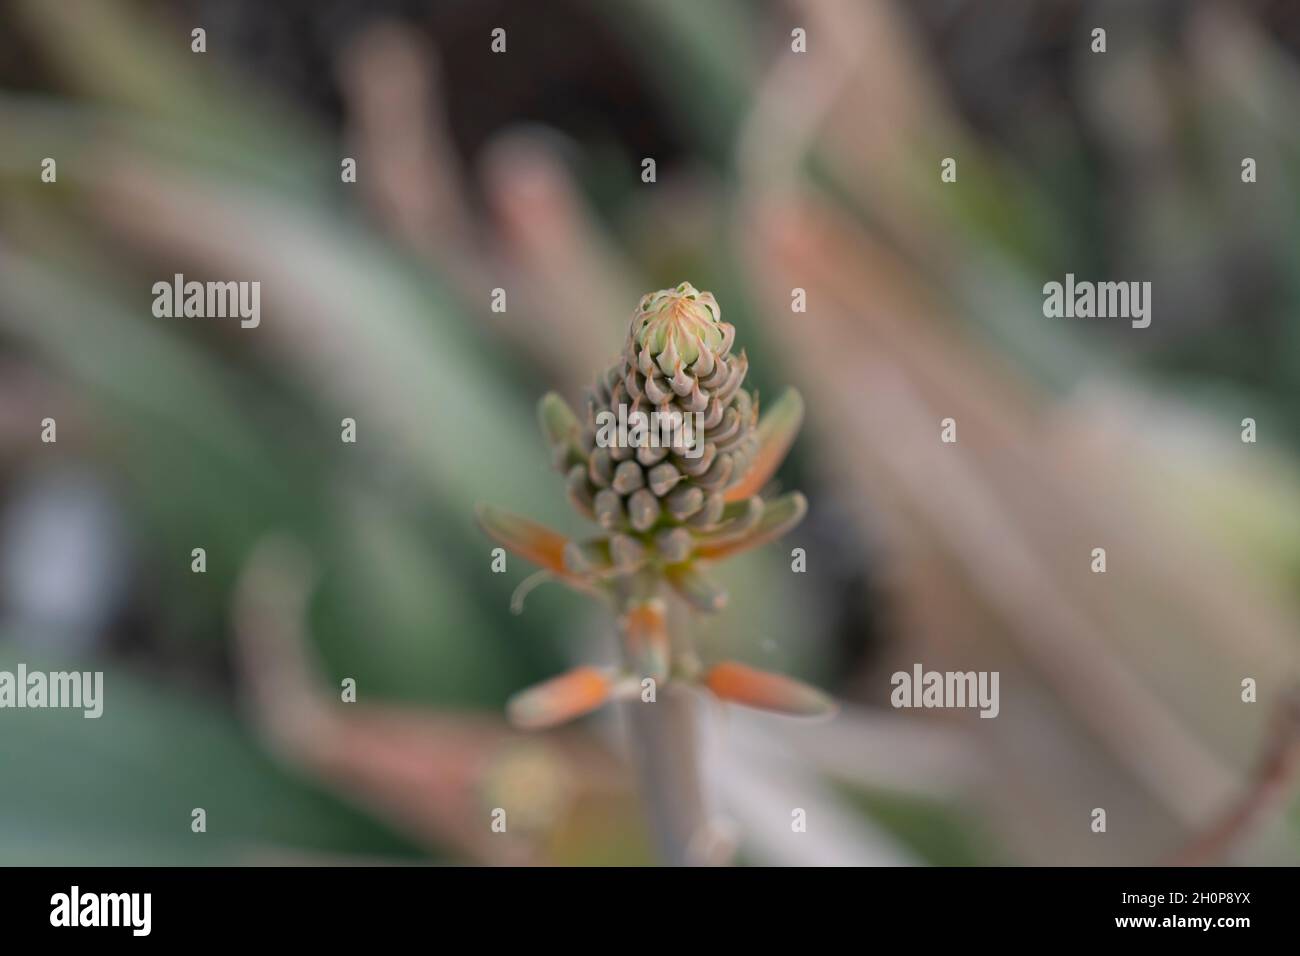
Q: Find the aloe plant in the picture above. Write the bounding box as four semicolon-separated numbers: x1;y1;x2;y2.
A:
478;283;833;863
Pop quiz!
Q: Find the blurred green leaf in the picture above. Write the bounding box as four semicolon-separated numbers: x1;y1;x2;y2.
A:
0;644;424;864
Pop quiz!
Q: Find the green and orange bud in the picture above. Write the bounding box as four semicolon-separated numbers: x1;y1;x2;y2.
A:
478;284;831;731
631;282;730;368
569;283;765;566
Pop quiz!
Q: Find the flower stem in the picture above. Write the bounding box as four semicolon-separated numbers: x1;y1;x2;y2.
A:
617;577;707;865
623;689;706;866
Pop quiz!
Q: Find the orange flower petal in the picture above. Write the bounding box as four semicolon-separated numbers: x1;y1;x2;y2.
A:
507;666;613;730
475;504;570;576
694;492;806;562
725;388;803;502
704;661;835;717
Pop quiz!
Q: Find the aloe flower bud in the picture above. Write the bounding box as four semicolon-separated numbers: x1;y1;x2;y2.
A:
578;282;760;534
478;284;831;730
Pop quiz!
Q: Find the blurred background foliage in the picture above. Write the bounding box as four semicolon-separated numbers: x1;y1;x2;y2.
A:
0;0;1298;865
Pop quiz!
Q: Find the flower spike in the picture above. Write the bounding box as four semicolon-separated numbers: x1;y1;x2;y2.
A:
478;284;830;737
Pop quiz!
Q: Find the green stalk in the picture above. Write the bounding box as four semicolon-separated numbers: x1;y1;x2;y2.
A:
622;690;706;866
617;576;706;866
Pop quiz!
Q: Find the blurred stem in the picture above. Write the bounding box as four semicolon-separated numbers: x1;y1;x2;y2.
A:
618;577;707;866
623;690;706;866
1168;687;1300;865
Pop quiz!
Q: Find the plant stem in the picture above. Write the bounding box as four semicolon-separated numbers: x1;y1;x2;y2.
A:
623;689;707;865
1168;687;1300;865
617;577;708;865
